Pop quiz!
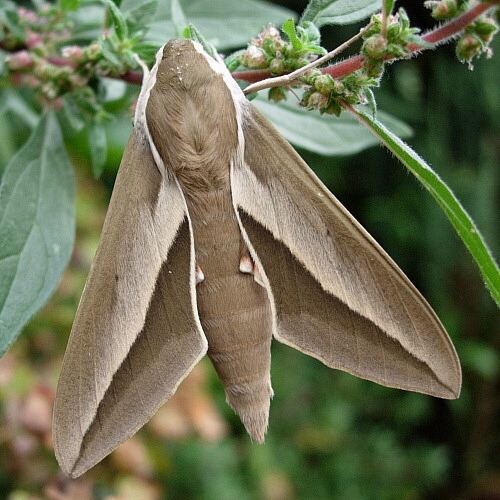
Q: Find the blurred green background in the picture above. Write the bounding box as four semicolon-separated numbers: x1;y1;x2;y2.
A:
0;1;498;499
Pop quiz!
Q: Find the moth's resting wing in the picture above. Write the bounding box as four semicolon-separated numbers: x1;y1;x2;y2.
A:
232;104;461;399
53;130;207;478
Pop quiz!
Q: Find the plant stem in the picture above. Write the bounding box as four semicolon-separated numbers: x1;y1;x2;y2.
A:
243;23;372;95
233;1;499;84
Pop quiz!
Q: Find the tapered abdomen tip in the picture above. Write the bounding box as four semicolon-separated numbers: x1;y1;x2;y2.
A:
224;378;273;444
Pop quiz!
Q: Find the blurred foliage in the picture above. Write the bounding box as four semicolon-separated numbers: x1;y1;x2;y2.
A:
0;0;499;499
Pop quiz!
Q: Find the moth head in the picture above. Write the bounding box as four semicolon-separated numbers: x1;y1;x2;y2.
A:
134;39;217;128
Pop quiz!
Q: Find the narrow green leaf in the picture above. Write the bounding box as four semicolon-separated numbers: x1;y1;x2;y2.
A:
351;108;500;306
184;23;219;60
0;113;75;356
383;0;395;16
300;0;381;27
131;41;160;62
365;87;377;117
282;19;302;50
88;121;107;178
99;0;128;41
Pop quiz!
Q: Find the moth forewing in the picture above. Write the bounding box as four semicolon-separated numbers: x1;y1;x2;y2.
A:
232;103;461;399
52;55;208;476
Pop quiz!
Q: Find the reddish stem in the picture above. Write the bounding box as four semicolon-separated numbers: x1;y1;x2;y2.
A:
231;68;272;82
234;1;498;83
121;71;142;85
420;2;494;45
48;55;76;68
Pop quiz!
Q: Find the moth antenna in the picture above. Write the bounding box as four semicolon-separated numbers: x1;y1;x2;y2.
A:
133;53;150;80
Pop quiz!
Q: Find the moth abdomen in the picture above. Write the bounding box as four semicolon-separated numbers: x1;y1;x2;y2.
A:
188;189;273;443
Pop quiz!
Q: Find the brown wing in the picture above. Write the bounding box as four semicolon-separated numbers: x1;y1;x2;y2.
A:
231;104;461;399
53;130;207;477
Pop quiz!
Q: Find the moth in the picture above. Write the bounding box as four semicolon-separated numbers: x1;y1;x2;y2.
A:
53;38;461;478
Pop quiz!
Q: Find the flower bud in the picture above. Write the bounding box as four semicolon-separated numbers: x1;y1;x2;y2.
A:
313;74;335;95
242;45;266;69
41;82;57;99
7;50;34;70
260;25;280;40
268;86;287;103
456;34;482;63
26;32;43;48
62;45;85;64
363;35;387;59
84;43;101;61
17;7;38;24
69;73;88;87
269;57;285;74
305;91;328;110
474;18;498;44
425;0;458;20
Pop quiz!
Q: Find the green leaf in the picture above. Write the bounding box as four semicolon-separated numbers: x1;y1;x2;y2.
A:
0;91;39;129
0;7;24;40
88;121;107;178
184;23;219;60
171;0;188;35
99;0;128;41
147;0;295;50
132;41;160;62
351;108;500;307
61;96;86;132
282;19;302;50
125;0;158;35
0;92;39;174
0;113;75;356
299;21;322;46
253;95;412;156
100;36;120;65
68;5;104;42
59;0;80;11
300;0;381;27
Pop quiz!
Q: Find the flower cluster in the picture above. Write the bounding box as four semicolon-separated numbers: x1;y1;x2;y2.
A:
424;1;499;68
1;2;152;113
299;9;421;116
456;16;498;67
300;69;379;116
362;9;424;63
425;0;468;20
2;4;89;108
239;22;325;75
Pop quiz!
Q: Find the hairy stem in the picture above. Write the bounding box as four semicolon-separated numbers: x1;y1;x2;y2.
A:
233;1;499;84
